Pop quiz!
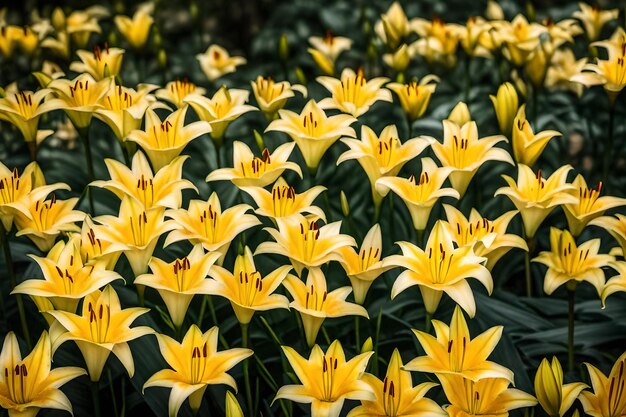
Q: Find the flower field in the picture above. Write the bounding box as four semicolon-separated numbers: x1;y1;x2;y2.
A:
1;1;626;416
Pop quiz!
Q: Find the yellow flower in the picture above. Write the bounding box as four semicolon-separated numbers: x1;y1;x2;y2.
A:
70;45;125;80
337;124;433;209
317;68;392;118
125;106;212;170
387;76;440;122
95;82;164;141
241;177;326;221
533;228;613;296
144;325;252;417
384;221;492;317
376;158;459;231
573;2;619;42
94;196;176;275
442;205;528;271
375;2;410;49
490;82;519;137
511;105;561;167
579;351;626;417
407;305;513;382
256;215;356;276
0;88;63;147
459;16;490;57
563;175;626;237
14;194;84;252
184;87;257;143
383;44;411;73
308;32;353;76
114;2;154;50
410;18;463;67
206;141;302;188
0;331;85;417
48;285;152;381
439;375;537;417
12;235;122;312
283;268;367;346
275;339;374;417
91;151;197;210
347;348;445;417
155;79;206;109
590;214;626;258
196;44;246;81
77;217;122;270
225;391;244;417
0;161;69;231
165;192;260;260
500;14;547;66
602;261;626;307
494;165;576;238
432;120;513;197
545;48;588;97
134;244;221;327
205;246;291;324
448;101;471;126
64;6;109;48
267;99;356;172
47;73;113;129
337;224;393;304
572;36;626;102
535;356;588;417
251;75;307;118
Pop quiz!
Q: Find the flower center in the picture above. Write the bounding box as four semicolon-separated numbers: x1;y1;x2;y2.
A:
236;270;263;306
240;148;271;178
427;242;455;284
559;239;590;276
105;85;134;111
300;221;320;262
305;283;327;311
321;355;337;401
447;335;468;372
0;167;20;204
32;194;57;231
69;79;93;106
190;343;209;384
450;134;471;168
199;204;219;243
576;182;602;214
12;91;35;119
339;68;367;106
359;246;380;271
382;376;400;417
87;301;111;343
375;137;398;168
84;227;104;262
272;185;296;217
4;363;30;404
455;218;494;246
173;257;191;292
170;79;196;105
302;111;321;137
608;359;625;417
136;174;155;207
129;211;149;246
408;171;434;202
151;120;178;148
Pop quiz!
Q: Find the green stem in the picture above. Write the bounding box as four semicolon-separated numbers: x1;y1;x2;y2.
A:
1;222;31;348
241;323;253;417
79;127;96;215
603;104;615;184
91;381;101;417
107;369;119;417
567;288;576;373
355;316;360;351
464;55;471;104
417;228;425;249
524;250;532;297
424;311;432;333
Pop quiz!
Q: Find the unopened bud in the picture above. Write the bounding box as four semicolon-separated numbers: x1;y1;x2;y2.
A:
253;130;265;153
340;191;350;217
278;34;289;62
361;337;373;353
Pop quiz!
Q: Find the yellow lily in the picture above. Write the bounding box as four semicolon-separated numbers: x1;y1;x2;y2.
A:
283;268;367;347
114;2;154;50
155;79;206;109
93;196;176;275
347;348;445;417
0;331;85;417
535;356;588;417
375;2;410;49
500;14;547;66
511;105;561;167
47;73;113;129
532;228;613;296
125;106;212;170
337;124;433;209
196;44;246;82
48;285;152;381
494;164;576;238
225;390;244;417
490;82;519;138
439;375;537;417
579;351;626;417
134;244;221;328
78;217;122;270
184;87;257;144
70;45;125;80
384;221;492;317
564;175;626;237
573;2;619;41
275;339;374;417
432;119;513;197
241;177;326;221
448;101;471;126
251;75;307;118
0;161;69;231
459;16;490;57
382;44;411;73
165;192;260;260
375;158;459;231
266;99;356;172
14;194;84;252
255;215;356;276
206;141;302;188
95;82;164;141
602;261;626;307
406;305;513;382
0;88;63;149
308;32;352;76
12;235;123;312
64;6;109;49
144;325;252;417
545;49;588;97
442;205;528;271
205;246;291;324
317;68;392;118
590;214;626;258
337;224;393;304
91;151;197;210
410;18;463;68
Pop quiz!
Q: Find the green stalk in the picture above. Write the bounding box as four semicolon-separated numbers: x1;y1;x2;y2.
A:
0;221;31;348
91;380;101;417
603;103;615;185
355;316;360;351
424;311;432;333
567;288;576;373
78;127;96;215
522;230;534;297
241;323;253;417
464;55;471;104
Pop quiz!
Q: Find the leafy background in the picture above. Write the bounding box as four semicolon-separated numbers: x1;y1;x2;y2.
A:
1;0;626;416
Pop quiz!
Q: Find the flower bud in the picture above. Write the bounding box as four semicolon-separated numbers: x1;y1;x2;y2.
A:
448;102;471;126
253;129;265;153
278;33;289;62
225;391;244;417
489;82;518;137
360;337;373;353
340;190;350;217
